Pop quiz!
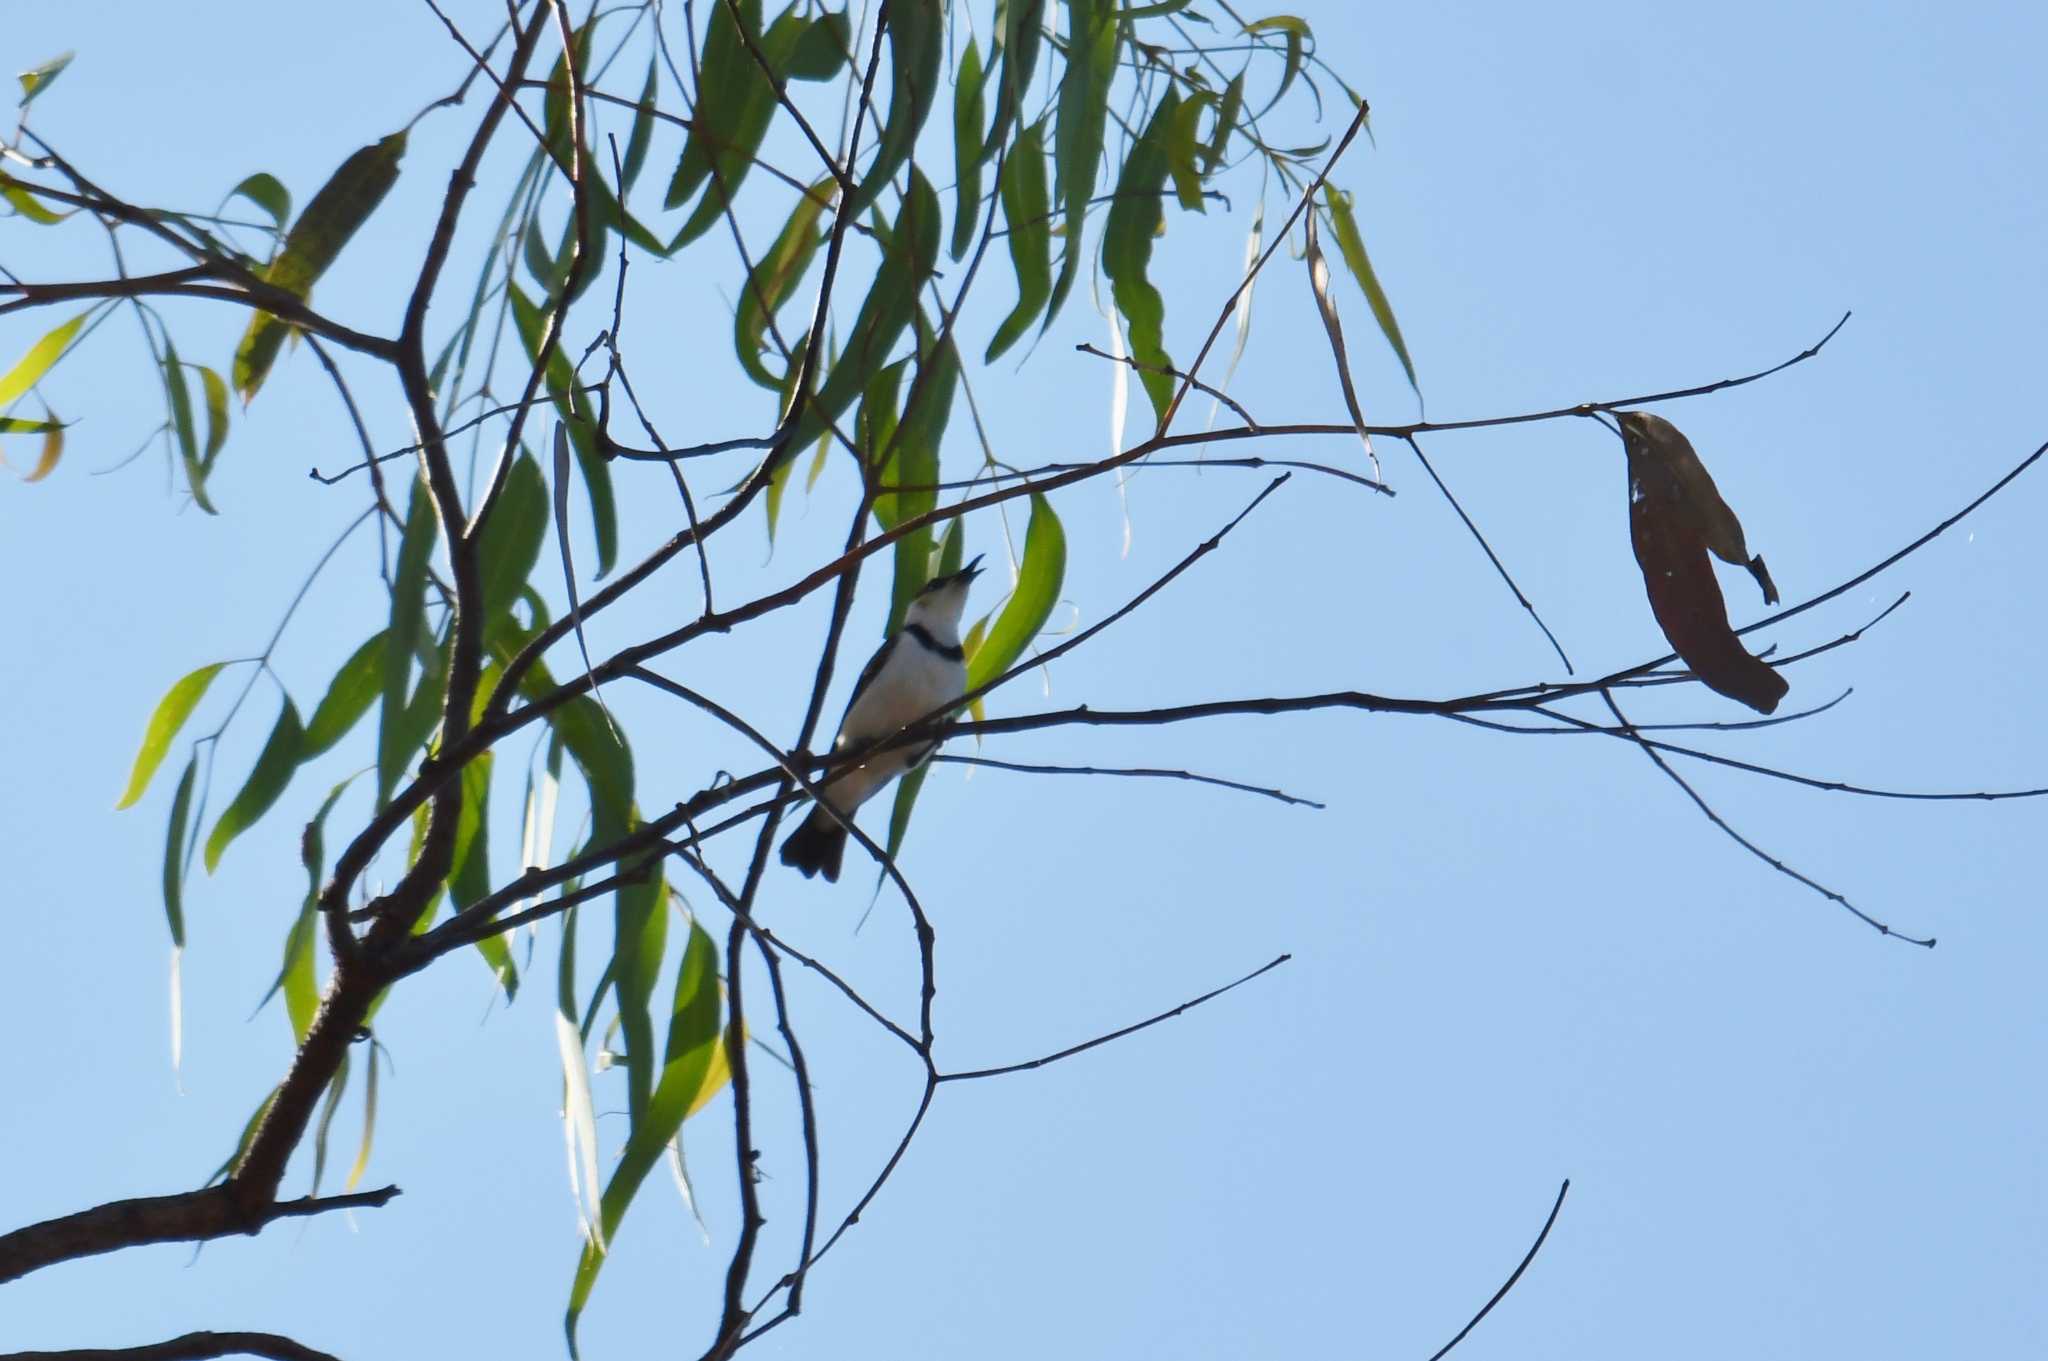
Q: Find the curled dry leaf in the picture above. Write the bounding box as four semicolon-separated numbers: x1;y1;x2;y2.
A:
1617;410;1787;714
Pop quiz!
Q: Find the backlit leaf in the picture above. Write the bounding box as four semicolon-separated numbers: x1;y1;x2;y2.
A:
161;755;197;947
950;39;988;260
734;181;834;390
565;918;722;1353
379;478;436;806
204;697;306;872
303;631;386;758
986;119;1050;361
117;662;228;809
1102;91;1180;426
1049;0;1120;323
0;310;87;408
965;494;1067;691
667;6;808;248
1322;186;1417;394
847;0;943;218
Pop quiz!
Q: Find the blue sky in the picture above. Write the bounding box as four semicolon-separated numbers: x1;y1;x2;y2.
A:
3;3;2044;1359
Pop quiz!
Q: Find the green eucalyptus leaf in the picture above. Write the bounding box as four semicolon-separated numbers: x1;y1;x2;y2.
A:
846;0;943;218
161;756;198;946
0;310;87;408
203;697;305;873
303;631;386;759
17;51;75;107
986;119;1050;361
117;662;228;810
965;494;1066;691
1048;0;1120;323
379;479;436;806
565;918;723;1353
734;181;834;390
949;38;988;261
1321;185;1418;394
1102;91;1180;426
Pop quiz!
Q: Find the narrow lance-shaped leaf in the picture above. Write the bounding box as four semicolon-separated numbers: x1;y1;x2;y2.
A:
983;0;1048;160
476;453;550;623
611;833;667;1127
966;494;1067;691
1322;185;1418;395
379;479;436;805
986;118;1051;362
508;284;617;574
664;0;759;211
0;310;88;408
846;0;944;219
733;181;835;390
117;662;228;809
0;172;71;224
1102;90;1181;428
1164;91;1216;212
565;919;723;1355
892;500;1065;859
161;340;217;514
234;131;407;402
301;631;386;758
668;7;809;248
1047;0;1120;324
619;54;660;194
1245;15;1311;114
1617;410;1788;715
950;39;988;261
1302;210;1380;479
786;170;943;454
880;323;959;633
204;697;306;873
160;756;198;948
0;412;66;483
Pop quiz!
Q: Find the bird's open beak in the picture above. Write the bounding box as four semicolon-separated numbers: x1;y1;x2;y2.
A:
962;553;986;581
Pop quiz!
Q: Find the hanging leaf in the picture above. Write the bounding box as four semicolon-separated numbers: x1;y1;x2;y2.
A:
234;131;408;402
507;284;617;574
379;479;436;806
476;453;550;623
0;172;71;224
733;181;835;390
1102;90;1181;427
619;55;661;194
1618;410;1788;714
982;0;1047;161
965;494;1067;691
666;6;809;248
1321;186;1417;395
846;0;943;218
786;170;943;454
1302;210;1378;479
565;919;723;1355
160;756;198;948
0;413;66;482
986;119;1051;361
161;341;217;514
1244;15;1311;114
117;662;229;809
949;39;989;260
303;631;387;758
204;697;306;872
0;310;88;408
1048;0;1120;324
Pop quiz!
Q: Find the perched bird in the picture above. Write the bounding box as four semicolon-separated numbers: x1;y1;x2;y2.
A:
779;556;985;881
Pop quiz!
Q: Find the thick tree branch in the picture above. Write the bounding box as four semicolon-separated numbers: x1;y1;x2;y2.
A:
0;1331;343;1361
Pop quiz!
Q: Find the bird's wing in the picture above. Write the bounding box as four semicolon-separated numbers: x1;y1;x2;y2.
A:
834;632;900;746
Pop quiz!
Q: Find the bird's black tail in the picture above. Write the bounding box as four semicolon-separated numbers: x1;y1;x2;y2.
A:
778;807;847;882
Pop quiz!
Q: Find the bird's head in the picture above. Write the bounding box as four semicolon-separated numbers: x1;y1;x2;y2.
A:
904;554;984;632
